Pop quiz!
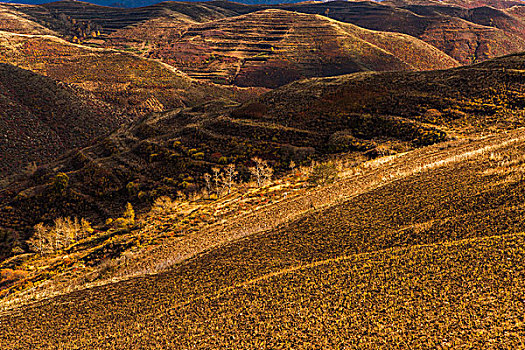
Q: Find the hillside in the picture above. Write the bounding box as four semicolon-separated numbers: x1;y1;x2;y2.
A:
2;1;525;345
5;0;242;39
0;63;124;177
5;1;525;66
0;4;57;35
284;1;525;65
1;52;525;257
0;30;244;116
2;119;525;348
136;9;458;87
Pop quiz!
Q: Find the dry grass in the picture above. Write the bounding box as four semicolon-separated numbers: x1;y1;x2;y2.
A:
2;125;525;348
3;127;525;312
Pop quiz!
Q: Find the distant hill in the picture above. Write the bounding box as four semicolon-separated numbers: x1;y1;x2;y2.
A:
118;9;458;87
5;1;525;66
3;0;305;7
283;1;525;65
0;4;58;35
4;0;525;8
0;31;245;116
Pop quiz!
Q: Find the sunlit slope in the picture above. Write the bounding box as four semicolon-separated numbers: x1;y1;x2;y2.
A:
0;5;57;35
0;31;236;117
2;128;525;348
139;9;459;87
285;0;525;65
2;52;525;240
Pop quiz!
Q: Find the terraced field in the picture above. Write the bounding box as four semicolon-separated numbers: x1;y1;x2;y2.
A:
142;9;458;87
6;1;525;69
0;4;57;35
0;30;240;116
2;127;525;348
7;0;237;35
281;1;525;65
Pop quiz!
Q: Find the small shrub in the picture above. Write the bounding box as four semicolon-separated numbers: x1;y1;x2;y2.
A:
53;172;69;194
308;162;338;186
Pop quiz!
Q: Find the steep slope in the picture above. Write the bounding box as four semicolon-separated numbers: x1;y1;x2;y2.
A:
0;63;124;177
0;30;240;117
143;9;458;87
2;122;525;348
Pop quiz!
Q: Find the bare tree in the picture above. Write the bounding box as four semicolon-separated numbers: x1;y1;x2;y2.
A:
204;173;212;197
29;223;47;255
250;157;273;187
224;164;238;194
212;167;223;197
28;217;93;255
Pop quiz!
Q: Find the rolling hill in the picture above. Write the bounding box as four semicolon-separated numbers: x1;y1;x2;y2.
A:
0;4;57;35
5;1;525;66
0;30;245;116
1;1;525;346
1;52;525;257
284;1;525;65
137;9;459;87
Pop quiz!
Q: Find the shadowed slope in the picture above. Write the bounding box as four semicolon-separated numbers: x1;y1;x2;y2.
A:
0;63;123;176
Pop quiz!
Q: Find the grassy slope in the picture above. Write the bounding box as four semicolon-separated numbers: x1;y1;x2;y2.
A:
284;1;525;65
9;0;240;36
2;123;525;348
0;5;58;36
11;1;525;68
2;53;525;246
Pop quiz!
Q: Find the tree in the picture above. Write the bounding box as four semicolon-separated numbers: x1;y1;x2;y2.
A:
204;173;212;197
212;167;223;197
123;203;135;225
249;157;273;187
53;172;69;194
308;162;338;186
289;160;296;172
29;223;47;255
28;217;94;255
224;164;238;194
